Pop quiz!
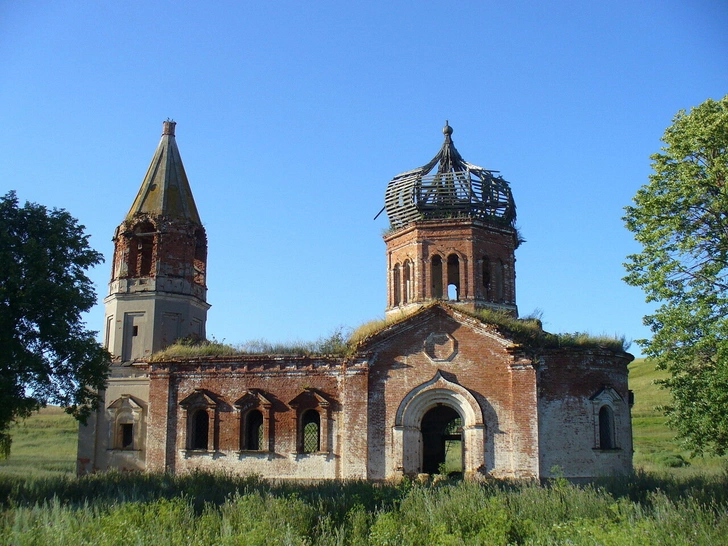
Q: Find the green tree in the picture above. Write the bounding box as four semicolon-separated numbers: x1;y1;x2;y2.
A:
624;95;728;455
0;191;110;456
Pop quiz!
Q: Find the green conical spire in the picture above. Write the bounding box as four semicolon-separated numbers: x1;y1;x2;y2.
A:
126;120;201;224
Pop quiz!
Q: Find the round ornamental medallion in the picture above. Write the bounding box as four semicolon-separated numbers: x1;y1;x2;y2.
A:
424;332;458;362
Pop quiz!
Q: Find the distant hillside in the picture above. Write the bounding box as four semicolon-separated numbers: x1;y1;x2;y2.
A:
629;358;724;474
0;406;77;478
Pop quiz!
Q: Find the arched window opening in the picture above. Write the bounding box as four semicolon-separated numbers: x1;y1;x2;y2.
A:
494;259;504;302
302;410;320;453
447;254;460;301
193;229;207;286
599;406;616;449
245;410;264;451
482;257;491;300
191;409;209;450
138;236;153;276
128;221;155;278
421;405;463;475
431;256;443;299
393;264;401;306
403;260;412;304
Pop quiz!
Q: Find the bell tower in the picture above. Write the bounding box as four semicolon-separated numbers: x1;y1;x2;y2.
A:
383;123;519;316
103;120;210;361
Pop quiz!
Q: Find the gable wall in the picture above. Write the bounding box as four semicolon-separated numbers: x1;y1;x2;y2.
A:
367;310;538;479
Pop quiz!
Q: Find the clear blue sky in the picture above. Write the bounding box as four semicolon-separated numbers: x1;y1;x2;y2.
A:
2;1;726;356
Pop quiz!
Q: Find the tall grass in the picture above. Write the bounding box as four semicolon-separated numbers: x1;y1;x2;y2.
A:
1;472;727;545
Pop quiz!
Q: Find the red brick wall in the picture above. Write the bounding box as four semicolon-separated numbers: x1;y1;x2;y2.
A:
111;215;207;289
383;219;517;312
146;358;369;479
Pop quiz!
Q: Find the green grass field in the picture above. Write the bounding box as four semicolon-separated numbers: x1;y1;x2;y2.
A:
0;406;77;478
628;358;725;475
0;359;725;478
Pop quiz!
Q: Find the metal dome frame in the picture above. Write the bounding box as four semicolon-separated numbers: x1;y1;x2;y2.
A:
383;123;516;231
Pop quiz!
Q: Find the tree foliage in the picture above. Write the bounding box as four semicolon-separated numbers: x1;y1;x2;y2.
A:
0;192;110;456
624;95;728;455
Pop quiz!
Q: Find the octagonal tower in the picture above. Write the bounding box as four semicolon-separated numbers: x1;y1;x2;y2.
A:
383;122;519;316
103;121;210;361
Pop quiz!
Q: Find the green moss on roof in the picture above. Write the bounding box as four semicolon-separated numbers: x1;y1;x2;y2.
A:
458;307;630;352
150;303;629;362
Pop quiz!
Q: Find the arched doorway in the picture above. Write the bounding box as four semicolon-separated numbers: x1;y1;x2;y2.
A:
393;372;487;478
421;405;463;475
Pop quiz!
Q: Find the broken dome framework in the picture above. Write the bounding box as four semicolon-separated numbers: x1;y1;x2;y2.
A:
382;122;517;231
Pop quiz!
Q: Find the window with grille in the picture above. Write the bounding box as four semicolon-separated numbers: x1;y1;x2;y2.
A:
302;410;320;453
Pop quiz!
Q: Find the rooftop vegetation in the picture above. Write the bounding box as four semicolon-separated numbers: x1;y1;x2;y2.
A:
149;305;629;361
460;307;631;352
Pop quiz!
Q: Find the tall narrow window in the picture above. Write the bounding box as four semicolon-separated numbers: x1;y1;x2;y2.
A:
393;264;401;306
245;410;264;451
104;316;113;349
138;236;154;276
431;256;443;299
302;410;320;453
403;260;412;303
127;221;155;278
447;254;460;301
121;423;134;449
191;409;209;450
599;406;616;449
494;259;504;302
193;228;207;286
482;257;491;300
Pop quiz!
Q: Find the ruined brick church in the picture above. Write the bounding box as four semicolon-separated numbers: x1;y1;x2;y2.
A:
77;121;634;480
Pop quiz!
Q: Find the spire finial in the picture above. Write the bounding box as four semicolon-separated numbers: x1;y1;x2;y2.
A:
162;119;176;136
443;120;453;136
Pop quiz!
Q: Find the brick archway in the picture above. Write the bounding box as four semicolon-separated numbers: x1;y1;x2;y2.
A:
392;371;486;477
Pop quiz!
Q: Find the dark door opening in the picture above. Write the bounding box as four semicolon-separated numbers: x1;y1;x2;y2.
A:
421;405;463;475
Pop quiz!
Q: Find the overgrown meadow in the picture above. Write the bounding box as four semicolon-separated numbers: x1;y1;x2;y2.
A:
1;471;727;545
1;360;727;545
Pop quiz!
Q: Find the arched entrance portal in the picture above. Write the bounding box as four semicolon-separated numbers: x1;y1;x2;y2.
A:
421;406;463;475
393;371;487;478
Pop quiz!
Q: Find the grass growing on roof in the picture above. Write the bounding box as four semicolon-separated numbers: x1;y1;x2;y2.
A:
150;328;351;360
462;307;630;352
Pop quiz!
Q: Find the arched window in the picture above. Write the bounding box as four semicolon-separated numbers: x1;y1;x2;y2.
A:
191;409;209;450
235;390;273;452
302;410;320;453
128;221;155;278
447;254;460;301
599;406;616;449
193;228;207;286
403;260;412;303
393;264;401;306
180;389;217;453
431;255;443;299
245;410;264;451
